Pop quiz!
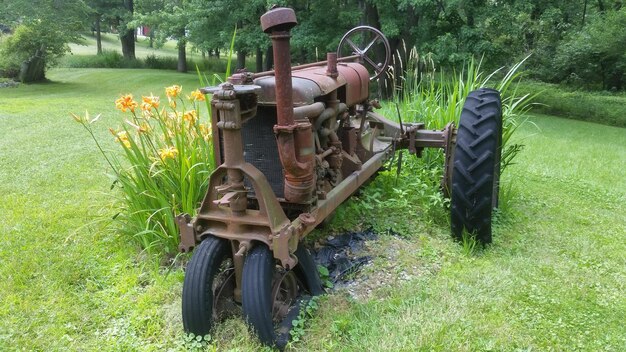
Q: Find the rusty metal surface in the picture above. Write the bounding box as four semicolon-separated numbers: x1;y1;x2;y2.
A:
291;149;391;236
260;7;297;33
337;26;391;80
270;32;296;127
264;12;317;205
252;54;360;79
337;63;370;106
254;63;369;107
254;76;322;106
326;52;338;78
291;67;347;96
413;129;447;148
441;122;456;197
177;214;196;253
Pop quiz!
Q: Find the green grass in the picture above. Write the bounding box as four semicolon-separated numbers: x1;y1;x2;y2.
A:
299;114;626;351
0;68;215;350
1;69;625;351
513;80;626;128
67;33;191;59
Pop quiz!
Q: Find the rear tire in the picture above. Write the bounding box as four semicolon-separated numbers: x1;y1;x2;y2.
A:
450;88;502;244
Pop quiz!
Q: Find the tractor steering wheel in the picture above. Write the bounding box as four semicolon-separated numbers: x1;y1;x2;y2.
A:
337;26;391;81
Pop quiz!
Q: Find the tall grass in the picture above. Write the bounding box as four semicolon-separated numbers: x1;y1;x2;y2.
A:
73;88;214;255
381;45;535;173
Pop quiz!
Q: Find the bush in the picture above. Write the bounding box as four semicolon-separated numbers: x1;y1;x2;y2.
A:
0;26;34;79
60;50;143;69
512;81;626;128
551;9;626;91
58;51;228;73
73;86;214;255
144;54;178;70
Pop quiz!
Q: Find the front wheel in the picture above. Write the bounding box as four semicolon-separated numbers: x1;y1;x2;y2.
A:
182;236;237;336
450;88;502;244
242;243;323;347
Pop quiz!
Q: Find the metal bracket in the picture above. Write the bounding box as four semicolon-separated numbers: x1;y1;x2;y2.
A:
176;214;197;253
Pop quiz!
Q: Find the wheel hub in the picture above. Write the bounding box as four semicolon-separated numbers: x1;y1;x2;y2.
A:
271;270;299;323
212;262;239;321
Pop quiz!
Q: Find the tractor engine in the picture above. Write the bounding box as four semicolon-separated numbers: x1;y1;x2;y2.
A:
210;10;373;214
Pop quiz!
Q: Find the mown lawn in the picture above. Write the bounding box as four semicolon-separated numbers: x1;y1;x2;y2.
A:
67;33;191;59
1;68;624;351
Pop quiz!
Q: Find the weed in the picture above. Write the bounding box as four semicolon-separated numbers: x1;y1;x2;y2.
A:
317;265;334;289
178;333;217;352
289;296;321;344
460;230;479;256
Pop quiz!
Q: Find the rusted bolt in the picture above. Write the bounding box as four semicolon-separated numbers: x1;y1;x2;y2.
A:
235;241;251;257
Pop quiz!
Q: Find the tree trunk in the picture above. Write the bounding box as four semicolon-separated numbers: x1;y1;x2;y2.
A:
216;48;220;59
120;0;135;60
121;30;136;59
149;31;154;48
236;50;247;70
256;47;263;72
95;16;102;55
264;45;273;70
177;37;187;73
19;47;46;83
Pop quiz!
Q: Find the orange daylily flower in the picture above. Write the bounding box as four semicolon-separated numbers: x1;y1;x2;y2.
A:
165;85;182;98
110;128;131;148
115;94;138;112
199;123;212;140
158;146;178;160
141;94;160;111
183;110;198;124
189;89;206;102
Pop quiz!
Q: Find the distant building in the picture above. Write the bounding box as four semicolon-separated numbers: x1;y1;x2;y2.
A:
137;26;151;37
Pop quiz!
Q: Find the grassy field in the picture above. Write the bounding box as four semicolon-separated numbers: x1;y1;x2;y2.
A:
67;33;195;59
1;68;625;351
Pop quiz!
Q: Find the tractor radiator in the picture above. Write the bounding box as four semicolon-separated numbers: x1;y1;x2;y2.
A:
240;107;285;198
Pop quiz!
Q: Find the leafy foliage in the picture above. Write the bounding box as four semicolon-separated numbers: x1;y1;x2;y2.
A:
0;0;88;80
552;8;626;90
74;87;214;255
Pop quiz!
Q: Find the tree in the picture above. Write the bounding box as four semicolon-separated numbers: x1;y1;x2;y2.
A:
0;0;88;82
119;0;135;60
86;0;120;55
553;8;626;90
134;0;192;72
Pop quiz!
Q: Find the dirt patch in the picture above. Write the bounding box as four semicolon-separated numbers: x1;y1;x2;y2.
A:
312;229;422;301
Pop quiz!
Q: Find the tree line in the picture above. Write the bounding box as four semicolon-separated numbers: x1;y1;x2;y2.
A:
1;0;624;90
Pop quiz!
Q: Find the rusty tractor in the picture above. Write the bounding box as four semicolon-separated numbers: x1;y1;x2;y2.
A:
178;7;502;348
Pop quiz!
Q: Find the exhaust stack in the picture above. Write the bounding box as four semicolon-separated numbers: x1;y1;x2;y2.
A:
261;8;315;203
